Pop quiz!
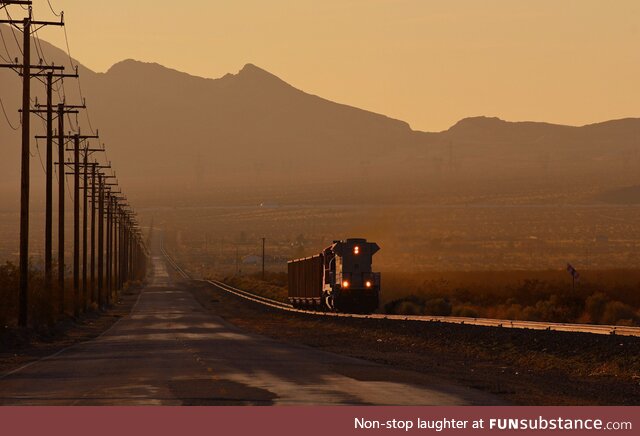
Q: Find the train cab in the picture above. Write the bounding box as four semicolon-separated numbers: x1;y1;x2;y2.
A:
322;238;380;313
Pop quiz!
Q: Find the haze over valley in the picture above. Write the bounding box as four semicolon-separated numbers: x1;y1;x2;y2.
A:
1;27;639;210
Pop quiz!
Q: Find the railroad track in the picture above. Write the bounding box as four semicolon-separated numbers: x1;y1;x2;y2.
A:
161;247;640;338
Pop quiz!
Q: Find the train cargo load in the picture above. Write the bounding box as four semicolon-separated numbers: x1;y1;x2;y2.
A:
287;238;380;313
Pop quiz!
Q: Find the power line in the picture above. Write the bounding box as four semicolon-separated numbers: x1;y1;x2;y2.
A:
34;136;47;174
0;25;13;61
4;8;24;56
33;27;49;64
32;29;44;61
65;159;73;201
46;0;61;17
0;95;19;130
62;24;95;135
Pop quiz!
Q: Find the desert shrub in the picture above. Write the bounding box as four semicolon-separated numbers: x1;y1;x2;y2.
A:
521;305;539;321
384;295;425;315
504;303;525;320
0;262;57;328
601;301;637;325
583;292;609;323
452;305;478;318
394;300;425;316
384;296;453;316
224;274;289;302
423;297;452;316
529;295;574;323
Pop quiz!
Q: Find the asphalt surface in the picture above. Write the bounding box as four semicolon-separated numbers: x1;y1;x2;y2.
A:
0;255;501;405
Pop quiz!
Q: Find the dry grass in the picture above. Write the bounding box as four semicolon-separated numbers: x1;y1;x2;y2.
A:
197;268;640;326
380;270;640;325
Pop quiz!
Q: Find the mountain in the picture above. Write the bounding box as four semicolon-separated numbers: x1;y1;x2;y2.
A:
1;25;639;207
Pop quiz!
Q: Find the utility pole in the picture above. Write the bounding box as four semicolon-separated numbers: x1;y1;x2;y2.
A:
128;217;133;282
114;206;120;290
36;70;78;317
44;72;52;297
51;102;83;315
57;103;64;314
98;176;117;308
82;145;88;310
97;173;104;308
120;212;125;286
0;2;64;326
90;163;96;305
1;3;145;322
19;16;30;325
106;192;111;303
261;237;266;280
60;134;98;316
73;134;80;317
57;141;103;308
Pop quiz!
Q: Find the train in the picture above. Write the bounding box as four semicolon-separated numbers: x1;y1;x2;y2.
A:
287;238;381;313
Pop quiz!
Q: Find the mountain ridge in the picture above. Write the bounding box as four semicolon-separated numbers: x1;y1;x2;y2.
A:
1;26;639;206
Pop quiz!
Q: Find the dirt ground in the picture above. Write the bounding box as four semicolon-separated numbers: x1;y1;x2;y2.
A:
186;280;640;406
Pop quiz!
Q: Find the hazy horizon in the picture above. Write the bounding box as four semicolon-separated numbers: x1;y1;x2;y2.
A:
32;0;640;131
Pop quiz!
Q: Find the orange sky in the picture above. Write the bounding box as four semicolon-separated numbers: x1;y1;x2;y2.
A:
28;0;640;131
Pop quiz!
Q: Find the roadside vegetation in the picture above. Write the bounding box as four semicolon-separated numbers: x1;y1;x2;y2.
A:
0;260;144;349
380;270;640;326
208;269;640;327
222;271;288;304
0;261;56;331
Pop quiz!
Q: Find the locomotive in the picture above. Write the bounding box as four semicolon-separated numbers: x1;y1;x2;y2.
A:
287;238;381;313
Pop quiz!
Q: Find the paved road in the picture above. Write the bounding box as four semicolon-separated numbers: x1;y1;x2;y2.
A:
0;255;501;405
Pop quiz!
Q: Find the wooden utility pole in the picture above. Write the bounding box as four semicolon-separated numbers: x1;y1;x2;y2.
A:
106;192;111;303
115;207;120;290
0;2;64;326
33;89;80;315
90;163;96;304
97;173;104;308
59;133;99;313
73;134;80;317
44;72;53;296
261;237;266;280
120;212;125;286
19;16;31;326
57;103;64;314
97;176;117;307
50;103;83;315
82;146;88;310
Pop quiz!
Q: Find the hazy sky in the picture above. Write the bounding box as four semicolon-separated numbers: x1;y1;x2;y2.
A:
30;0;640;131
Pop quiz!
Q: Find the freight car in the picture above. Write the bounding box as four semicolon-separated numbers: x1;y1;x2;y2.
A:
288;238;380;313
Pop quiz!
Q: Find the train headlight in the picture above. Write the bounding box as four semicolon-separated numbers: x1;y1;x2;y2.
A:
365;280;372;288
342;280;350;288
353;246;360;255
